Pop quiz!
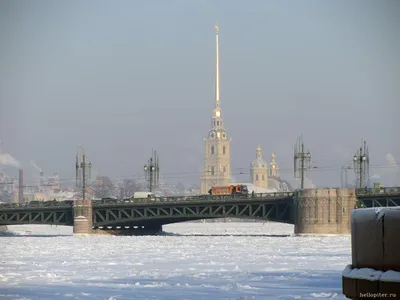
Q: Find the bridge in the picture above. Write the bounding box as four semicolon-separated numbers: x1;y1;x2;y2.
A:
0;192;294;232
355;187;400;207
0;188;399;235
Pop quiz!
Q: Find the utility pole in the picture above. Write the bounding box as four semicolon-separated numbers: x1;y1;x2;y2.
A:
294;135;311;190
76;145;92;200
144;150;160;193
353;140;369;189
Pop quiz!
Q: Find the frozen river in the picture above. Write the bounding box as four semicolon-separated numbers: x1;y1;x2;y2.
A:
0;222;350;299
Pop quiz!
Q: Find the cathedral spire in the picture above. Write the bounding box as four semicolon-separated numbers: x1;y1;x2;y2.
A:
214;24;220;109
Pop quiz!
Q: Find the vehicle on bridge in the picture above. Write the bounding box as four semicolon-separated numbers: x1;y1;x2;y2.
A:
133;192;156;200
209;184;249;196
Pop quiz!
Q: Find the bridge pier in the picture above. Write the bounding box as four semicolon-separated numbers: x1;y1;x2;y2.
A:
294;188;357;234
73;199;93;235
342;207;400;299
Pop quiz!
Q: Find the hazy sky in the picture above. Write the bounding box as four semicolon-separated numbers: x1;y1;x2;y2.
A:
0;0;399;187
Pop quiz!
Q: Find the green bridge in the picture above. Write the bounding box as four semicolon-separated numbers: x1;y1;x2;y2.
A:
0;188;399;235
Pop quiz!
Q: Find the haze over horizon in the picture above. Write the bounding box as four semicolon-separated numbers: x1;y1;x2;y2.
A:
0;0;399;188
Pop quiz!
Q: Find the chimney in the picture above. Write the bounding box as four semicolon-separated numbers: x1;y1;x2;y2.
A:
40;171;44;177
19;168;24;204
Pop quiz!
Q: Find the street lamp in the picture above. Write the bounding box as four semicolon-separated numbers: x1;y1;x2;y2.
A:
144;150;160;193
353;141;369;189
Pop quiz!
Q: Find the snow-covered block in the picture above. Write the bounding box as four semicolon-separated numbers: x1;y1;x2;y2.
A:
342;264;353;277
380;270;400;296
375;206;400;221
383;208;400;271
342;265;358;299
351;268;383;281
381;270;400;283
351;208;384;269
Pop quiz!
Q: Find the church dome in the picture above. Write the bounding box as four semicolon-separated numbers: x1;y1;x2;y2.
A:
251;145;267;169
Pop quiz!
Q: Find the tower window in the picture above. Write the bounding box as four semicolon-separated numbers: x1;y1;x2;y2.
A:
223;146;226;154
211;145;215;154
256;174;259;181
217;121;219;126
211;167;215;175
223;166;226;173
262;174;265;181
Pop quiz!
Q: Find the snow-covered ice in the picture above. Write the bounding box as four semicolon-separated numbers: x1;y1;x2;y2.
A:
0;222;351;299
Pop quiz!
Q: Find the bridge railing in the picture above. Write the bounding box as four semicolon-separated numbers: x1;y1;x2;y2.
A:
0;192;295;209
356;187;400;196
93;192;294;206
0;200;73;209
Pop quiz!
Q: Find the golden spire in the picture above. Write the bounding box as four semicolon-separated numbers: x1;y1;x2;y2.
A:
214;24;220;108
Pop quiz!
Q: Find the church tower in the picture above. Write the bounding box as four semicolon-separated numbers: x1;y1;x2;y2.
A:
200;25;231;194
268;153;279;178
251;145;268;188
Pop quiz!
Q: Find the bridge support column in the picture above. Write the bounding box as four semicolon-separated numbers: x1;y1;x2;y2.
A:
294;188;357;234
143;224;162;235
342;207;400;299
73;199;93;235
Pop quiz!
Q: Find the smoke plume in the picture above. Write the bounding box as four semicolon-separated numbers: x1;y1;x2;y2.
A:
30;160;42;172
0;153;20;168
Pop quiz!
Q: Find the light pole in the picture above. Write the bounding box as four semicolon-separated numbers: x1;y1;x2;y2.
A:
76;145;92;200
144;150;159;193
294;135;312;190
353;140;369;189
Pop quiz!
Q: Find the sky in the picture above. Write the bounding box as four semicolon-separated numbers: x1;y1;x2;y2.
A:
0;0;399;188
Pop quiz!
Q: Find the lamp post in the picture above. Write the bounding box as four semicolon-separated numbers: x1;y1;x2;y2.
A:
353;140;369;189
144;150;159;193
294;135;312;190
76;145;92;200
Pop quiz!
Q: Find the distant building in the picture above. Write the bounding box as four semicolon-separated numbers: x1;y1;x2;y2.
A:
250;145;268;188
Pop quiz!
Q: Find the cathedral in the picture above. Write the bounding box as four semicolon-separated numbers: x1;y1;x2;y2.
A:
249;146;289;191
200;25;230;194
200;26;291;194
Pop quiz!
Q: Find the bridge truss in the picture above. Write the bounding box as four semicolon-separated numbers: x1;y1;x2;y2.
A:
92;198;294;227
355;187;400;208
0;207;73;226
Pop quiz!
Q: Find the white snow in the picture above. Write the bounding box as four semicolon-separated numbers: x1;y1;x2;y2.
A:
380;270;400;282
342;265;400;282
0;222;352;299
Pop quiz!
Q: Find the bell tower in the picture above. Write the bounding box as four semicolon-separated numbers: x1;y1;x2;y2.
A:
200;25;231;194
268;153;279;178
250;145;268;188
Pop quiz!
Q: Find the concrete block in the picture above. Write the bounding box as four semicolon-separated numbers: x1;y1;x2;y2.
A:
342;276;358;299
380;281;400;299
352;208;384;270
357;279;380;297
382;208;400;271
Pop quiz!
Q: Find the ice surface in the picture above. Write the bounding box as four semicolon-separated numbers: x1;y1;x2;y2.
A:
0;222;351;299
